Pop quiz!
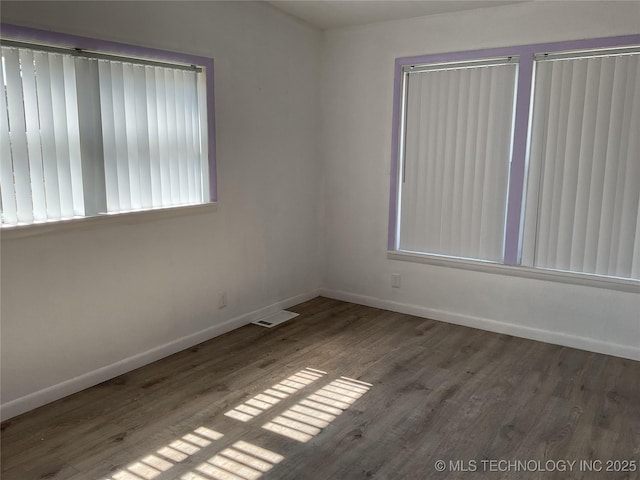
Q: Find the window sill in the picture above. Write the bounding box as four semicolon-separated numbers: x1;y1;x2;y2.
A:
1;202;218;240
387;250;640;294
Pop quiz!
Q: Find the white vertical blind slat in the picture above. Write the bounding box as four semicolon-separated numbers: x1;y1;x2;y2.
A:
450;68;469;255
596;57;626;275
19;49;47;221
460;68;481;256
49;53;76;218
469;67;490;260
174;70;188;203
535;61;561;268
164;69;180;204
189;72;202;202
98;59;120;212
63;55;85;217
399;71;421;251
33;51;62;219
521;62;551;267
555;59;587;270
133;64;152;209
440;69;459;252
190;73;201;201
414;71;431;252
155;67;171;205
569;58;600;272
431;70;447;254
551;61;576;267
197;71;209;202
483;65;513;260
145;66;162;207
122;63;141;210
0;49;18;225
423;70;439;252
611;55;639;278
4;48;33;223
479;67;500;260
109;62;132;211
583;59;613;273
184;71;197;203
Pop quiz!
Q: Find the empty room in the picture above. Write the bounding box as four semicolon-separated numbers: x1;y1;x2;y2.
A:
1;1;639;479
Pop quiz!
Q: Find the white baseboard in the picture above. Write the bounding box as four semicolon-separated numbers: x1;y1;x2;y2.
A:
0;288;321;421
320;288;640;362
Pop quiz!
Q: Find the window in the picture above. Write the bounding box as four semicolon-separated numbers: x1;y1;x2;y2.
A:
398;58;517;262
0;25;215;228
523;48;639;280
389;36;640;285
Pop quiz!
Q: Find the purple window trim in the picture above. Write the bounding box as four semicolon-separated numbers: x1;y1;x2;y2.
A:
389;34;640;266
0;23;217;202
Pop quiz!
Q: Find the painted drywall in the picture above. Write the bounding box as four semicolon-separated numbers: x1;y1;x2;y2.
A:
319;1;640;359
0;1;322;418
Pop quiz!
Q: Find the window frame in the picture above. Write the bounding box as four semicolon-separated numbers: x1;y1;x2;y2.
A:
388;34;640;292
0;23;217;231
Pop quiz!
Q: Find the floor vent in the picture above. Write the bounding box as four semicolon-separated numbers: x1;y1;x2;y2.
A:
252;310;299;328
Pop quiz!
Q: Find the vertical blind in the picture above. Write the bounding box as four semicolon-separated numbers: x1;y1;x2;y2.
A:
523;51;640;279
1;46;85;224
399;61;517;262
98;60;205;213
1;44;208;227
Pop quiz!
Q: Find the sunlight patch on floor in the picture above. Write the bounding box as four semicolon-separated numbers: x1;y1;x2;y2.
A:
100;370;371;480
262;376;371;443
183;441;284;480
224;368;326;422
101;427;223;480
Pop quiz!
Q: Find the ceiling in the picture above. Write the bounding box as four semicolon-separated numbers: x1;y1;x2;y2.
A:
267;0;529;30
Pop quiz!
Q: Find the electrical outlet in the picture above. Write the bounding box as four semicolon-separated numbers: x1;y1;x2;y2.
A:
218;291;227;309
391;273;401;288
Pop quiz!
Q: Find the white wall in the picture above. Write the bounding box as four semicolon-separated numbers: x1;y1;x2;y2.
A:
0;1;322;419
320;1;640;360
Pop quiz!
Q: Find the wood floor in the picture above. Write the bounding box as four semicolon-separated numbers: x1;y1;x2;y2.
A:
1;297;639;480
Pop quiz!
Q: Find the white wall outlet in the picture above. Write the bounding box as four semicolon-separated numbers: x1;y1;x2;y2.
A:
391;273;401;288
218;291;227;309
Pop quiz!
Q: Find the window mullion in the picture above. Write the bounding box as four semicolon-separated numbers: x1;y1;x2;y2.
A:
75;56;106;217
